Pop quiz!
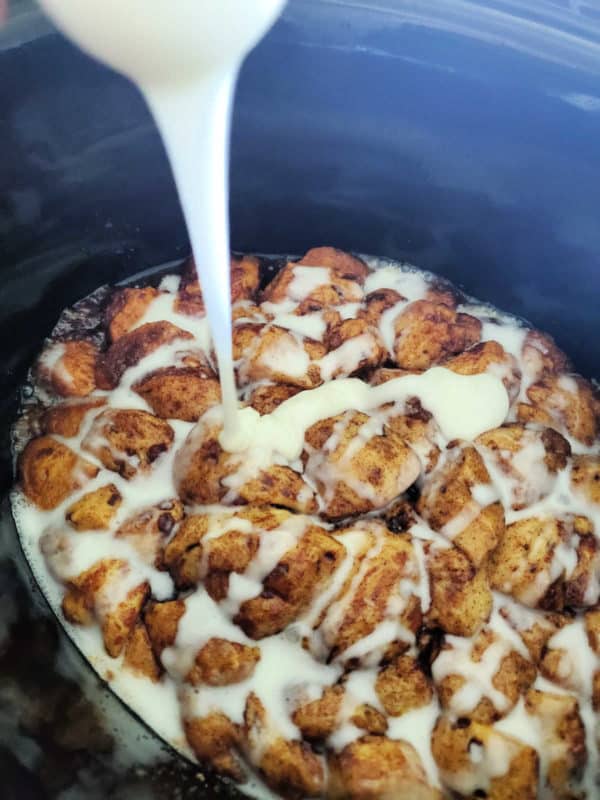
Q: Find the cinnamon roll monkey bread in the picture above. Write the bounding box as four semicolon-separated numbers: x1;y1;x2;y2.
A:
12;247;600;799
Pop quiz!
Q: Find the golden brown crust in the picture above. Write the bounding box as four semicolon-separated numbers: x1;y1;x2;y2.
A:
490;515;599;611
133;365;221;421
66;483;122;531
417;444;504;566
298;247;370;283
185;712;244;781
321;529;422;661
426;545;492;636
123;623;162;681
95;321;194;389
144;599;186;657
304;410;421;520
328;735;441;800
81;408;174;479
38;340;99;397
247;383;302;414
375;654;433;716
186;638;261;687
244;693;325;798
42;397;107;437
106;287;161;342
570;454;600;505
174;420;316;512
19;436;99;510
235;526;346;639
432;716;538;799
62;558;149;657
517;373;599;445
393;300;482;370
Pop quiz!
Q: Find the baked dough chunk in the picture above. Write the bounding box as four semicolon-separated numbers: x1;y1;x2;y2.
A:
175;254;260;316
432;715;538;799
476;423;571;510
66;483;122;531
328;735;442;800
489;515;600;610
19;435;98;510
133;364;221;421
95;321;194;389
244;693;326;798
304;410;421;520
81;408;174;479
60;558;149;658
37;339;99;397
517;373;600;445
105;286;161;341
174;418;317;512
433;627;536;723
42;397;106;437
417;443;504;566
393;300;482;370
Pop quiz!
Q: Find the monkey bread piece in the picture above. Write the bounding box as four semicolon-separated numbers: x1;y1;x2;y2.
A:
237;325;326;390
184;712;245;781
304;410;421;520
42;397;106;438
261;260;364;309
173;417;317;513
476;424;571;511
297;247;371;284
37;339;100;398
95;321;194;390
144;599;186;658
524;689;587;796
61;558;149;658
291;685;387;742
425;544;493;637
66;483;122;531
517;373;600;446
105;286;161;342
123;622;161;682
432;627;536;724
247;383;302;415
392;300;482;371
234;525;346;639
417;443;504;567
362;288;406;327
318;525;422;663
497;602;568;664
133;364;221;422
186;638;261;687
384;408;441;473
116;499;184;566
570;454;600;506
328;735;442;800
319;317;386;380
81;408;174;479
443;340;522;404
244;693;325;799
489;515;600;611
231;254;261;302
174;254;260;318
162;506;291;592
19;435;99;510
521;329;572;383
375;654;433;716
431;716;538;799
